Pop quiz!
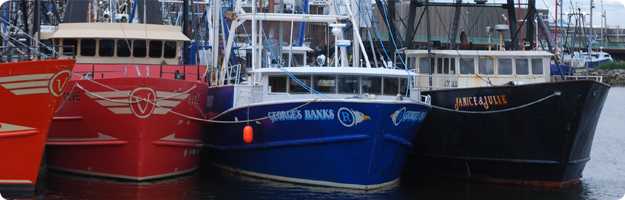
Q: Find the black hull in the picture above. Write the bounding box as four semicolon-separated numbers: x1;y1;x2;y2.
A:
0;184;35;199
410;80;610;188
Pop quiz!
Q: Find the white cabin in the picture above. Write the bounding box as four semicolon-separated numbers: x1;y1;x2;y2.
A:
405;50;552;90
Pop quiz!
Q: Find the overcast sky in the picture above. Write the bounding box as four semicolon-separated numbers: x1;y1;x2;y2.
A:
513;0;625;27
431;0;625;27
539;0;625;27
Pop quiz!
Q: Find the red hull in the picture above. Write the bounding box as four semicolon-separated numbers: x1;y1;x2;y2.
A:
0;59;75;193
48;76;207;180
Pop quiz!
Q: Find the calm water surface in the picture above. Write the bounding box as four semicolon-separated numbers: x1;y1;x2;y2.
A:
31;87;625;200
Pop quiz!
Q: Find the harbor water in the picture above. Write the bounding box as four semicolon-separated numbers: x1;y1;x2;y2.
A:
34;87;625;200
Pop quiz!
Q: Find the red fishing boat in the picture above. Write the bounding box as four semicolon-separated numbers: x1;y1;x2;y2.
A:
0;59;74;194
45;23;207;181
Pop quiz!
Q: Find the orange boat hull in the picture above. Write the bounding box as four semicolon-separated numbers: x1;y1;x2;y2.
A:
0;59;75;194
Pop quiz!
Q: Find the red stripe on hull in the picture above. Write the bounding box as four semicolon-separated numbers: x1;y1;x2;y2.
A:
48;77;207;181
0;59;75;188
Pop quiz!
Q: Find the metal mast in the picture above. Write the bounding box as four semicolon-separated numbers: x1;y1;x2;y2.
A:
526;0;536;49
449;0;462;49
588;0;594;54
506;0;518;50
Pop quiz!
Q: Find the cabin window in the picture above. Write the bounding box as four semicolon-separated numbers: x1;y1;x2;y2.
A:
498;58;513;75
133;40;147;57
460;58;474;74
361;76;382;95
531;58;544;75
313;76;337;93
80;39;96;56
289;75;312;94
449;58;456;74
99;39;115;57
164;41;177;58
478;57;495;75
269;76;287;93
117;40;131;57
436;58;444;74
62;39;77;56
419;58;432;74
515;58;529;75
149;41;163;58
408;57;417;70
383;77;400;96
338;76;360;94
399;78;408;95
436;58;455;74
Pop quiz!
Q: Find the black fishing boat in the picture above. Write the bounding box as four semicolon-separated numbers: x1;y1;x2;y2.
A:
403;49;610;187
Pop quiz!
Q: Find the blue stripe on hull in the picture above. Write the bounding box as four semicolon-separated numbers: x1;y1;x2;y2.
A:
203;100;429;189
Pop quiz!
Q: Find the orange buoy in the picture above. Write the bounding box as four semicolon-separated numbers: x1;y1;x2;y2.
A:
243;125;254;144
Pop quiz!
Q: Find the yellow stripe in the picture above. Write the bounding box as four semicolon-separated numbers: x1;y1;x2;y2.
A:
86;91;130;99
0;73;52;83
156;99;181;107
156;91;189;100
0;179;33;184
10;88;49;95
95;100;129;107
1;80;49;89
154;107;171;115
0;123;35;132
108;107;132;114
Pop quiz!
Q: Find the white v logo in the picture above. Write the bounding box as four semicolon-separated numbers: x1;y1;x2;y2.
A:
135;93;153;114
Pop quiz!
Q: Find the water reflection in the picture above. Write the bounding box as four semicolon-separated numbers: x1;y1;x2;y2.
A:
194;165;406;200
41;172;200;200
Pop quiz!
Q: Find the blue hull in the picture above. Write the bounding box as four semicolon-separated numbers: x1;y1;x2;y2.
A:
587;59;612;68
203;88;429;189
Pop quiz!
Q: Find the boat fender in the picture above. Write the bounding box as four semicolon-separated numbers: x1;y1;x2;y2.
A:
243;125;254;144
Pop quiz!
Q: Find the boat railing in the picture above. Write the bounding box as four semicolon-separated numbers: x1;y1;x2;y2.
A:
0;44;61;63
421;94;432;105
224;64;242;85
0;17;59;63
562;75;604;82
413;74;460;91
73;63;208;82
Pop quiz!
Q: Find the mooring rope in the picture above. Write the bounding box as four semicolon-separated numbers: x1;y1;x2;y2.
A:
165;99;319;124
429;91;562;114
71;72;197;103
71;75;319;124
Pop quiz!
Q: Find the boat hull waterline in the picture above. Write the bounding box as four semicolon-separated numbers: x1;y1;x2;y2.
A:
47;77;207;181
411;80;610;188
0;59;74;195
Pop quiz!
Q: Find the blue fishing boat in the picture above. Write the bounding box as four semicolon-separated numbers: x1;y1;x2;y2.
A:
201;0;430;189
